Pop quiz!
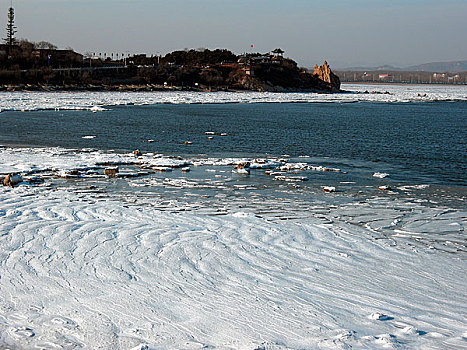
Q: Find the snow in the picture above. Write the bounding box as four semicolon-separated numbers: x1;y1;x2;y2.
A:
374;172;390;179
0;84;466;112
0;181;466;349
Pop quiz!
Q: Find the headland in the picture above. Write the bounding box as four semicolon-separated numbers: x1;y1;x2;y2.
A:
0;45;341;92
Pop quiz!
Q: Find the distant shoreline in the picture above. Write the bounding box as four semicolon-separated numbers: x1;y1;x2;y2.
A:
341;81;466;86
0;84;342;93
1;82;465;94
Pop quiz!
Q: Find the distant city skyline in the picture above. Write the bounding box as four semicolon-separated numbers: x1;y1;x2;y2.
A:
2;0;466;68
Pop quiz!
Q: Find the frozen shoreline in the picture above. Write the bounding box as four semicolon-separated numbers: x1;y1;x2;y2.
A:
0;84;466;112
0;146;466;349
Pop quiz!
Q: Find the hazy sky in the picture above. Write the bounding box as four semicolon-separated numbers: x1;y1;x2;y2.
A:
2;0;466;68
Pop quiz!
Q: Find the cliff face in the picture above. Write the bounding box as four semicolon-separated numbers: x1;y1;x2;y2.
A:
227;60;341;93
312;61;341;91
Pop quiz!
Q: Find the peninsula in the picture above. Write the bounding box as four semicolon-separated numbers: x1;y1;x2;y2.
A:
0;44;341;92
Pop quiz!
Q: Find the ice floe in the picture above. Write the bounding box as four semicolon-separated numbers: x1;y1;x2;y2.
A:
0;83;466;111
374;172;389;178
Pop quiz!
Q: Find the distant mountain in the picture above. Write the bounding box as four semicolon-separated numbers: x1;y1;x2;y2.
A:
336;60;467;73
335;64;400;72
406;61;467;73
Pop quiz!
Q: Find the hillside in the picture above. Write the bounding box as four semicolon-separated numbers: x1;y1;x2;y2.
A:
0;45;340;92
406;60;467;73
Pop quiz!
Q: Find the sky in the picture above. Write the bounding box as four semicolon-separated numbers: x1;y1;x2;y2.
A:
1;0;466;68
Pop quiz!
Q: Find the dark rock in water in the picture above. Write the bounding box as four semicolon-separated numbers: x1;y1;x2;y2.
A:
26;176;45;184
235;161;251;170
104;167;119;177
235;161;251;174
3;174;23;187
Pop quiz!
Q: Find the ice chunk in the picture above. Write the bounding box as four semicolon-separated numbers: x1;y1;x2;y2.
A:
90;106;105;113
368;312;393;321
322;186;336;193
373;172;389;178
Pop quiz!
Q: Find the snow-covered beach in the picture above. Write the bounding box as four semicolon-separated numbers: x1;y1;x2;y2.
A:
0;85;466;349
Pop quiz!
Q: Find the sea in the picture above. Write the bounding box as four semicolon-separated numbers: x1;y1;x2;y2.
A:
0;84;466;349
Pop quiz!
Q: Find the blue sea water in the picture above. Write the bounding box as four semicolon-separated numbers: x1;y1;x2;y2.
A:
1;101;465;186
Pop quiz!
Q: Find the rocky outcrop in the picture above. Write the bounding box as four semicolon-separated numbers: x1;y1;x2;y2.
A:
312;61;341;91
228;62;341;93
227;59;341;93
